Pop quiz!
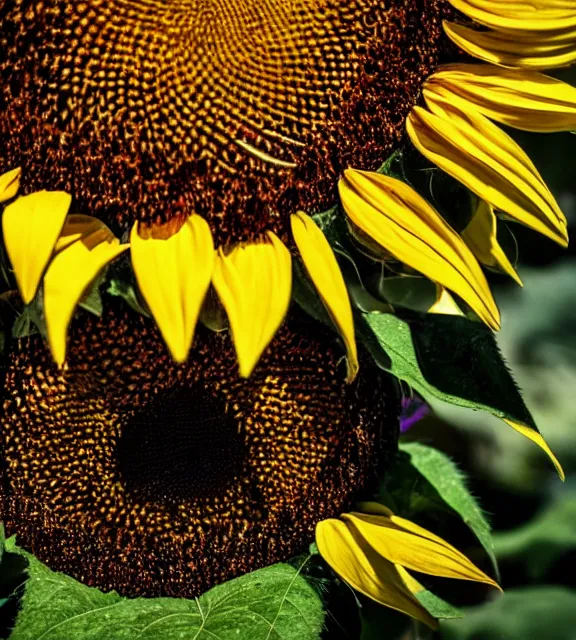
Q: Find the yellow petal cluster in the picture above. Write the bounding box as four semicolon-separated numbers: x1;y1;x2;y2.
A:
316;502;499;628
291;211;358;382
443;22;576;71
45;220;129;365
1;184;128;365
407;103;568;247
445;0;576;70
461;200;522;286
2;190;72;303
213;232;292;378
1;184;296;375
339;169;500;330
130;216;214;363
426;64;576;133
448;0;576;33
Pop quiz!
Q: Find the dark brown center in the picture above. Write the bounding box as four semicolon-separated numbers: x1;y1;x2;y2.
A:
118;386;245;500
0;303;399;598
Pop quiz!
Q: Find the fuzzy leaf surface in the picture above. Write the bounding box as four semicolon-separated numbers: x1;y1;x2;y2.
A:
359;312;538;433
399;443;497;574
7;540;323;640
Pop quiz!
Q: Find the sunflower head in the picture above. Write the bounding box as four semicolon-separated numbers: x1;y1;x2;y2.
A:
0;0;574;632
0;303;399;597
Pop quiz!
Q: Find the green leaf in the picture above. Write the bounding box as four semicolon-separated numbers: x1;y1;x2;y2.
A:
399;443;497;576
0;529;27;626
440;587;576;640
7;541;323;640
358;312;553;467
414;589;463;621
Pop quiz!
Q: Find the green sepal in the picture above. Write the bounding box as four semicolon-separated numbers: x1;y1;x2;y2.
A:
106;254;150;318
378;145;477;232
11;298;46;340
107;278;150;318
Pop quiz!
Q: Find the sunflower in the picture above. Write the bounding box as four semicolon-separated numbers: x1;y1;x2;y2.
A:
0;303;397;598
0;0;574;632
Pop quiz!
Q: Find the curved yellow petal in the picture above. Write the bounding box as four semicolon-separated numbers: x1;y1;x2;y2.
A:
447;0;576;33
428;286;464;316
0;168;21;203
426;64;576;133
504;418;565;481
130;215;214;363
44;225;128;366
339;170;500;330
212;232;292;378
407;105;568;247
343;512;500;590
2;190;71;304
443;22;576;70
461;201;522;286
291;211;358;382
316;519;437;629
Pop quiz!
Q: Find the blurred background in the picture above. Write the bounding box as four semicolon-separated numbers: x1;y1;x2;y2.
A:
402;66;576;640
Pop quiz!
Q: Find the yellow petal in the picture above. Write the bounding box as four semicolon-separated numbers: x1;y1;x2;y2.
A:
461;201;523;286
343;512;500;590
2;191;71;303
339;170;500;330
44;225;128;366
504;418;565;481
0;168;21;203
212;232;292;378
291;211;358;382
447;0;576;32
406;105;568;247
130;215;214;363
316;519;437;628
428;286;464;316
426;64;576;133
443;21;576;70
54;214;108;254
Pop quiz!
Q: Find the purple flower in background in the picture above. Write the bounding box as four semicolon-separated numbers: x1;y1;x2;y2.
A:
400;394;430;432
